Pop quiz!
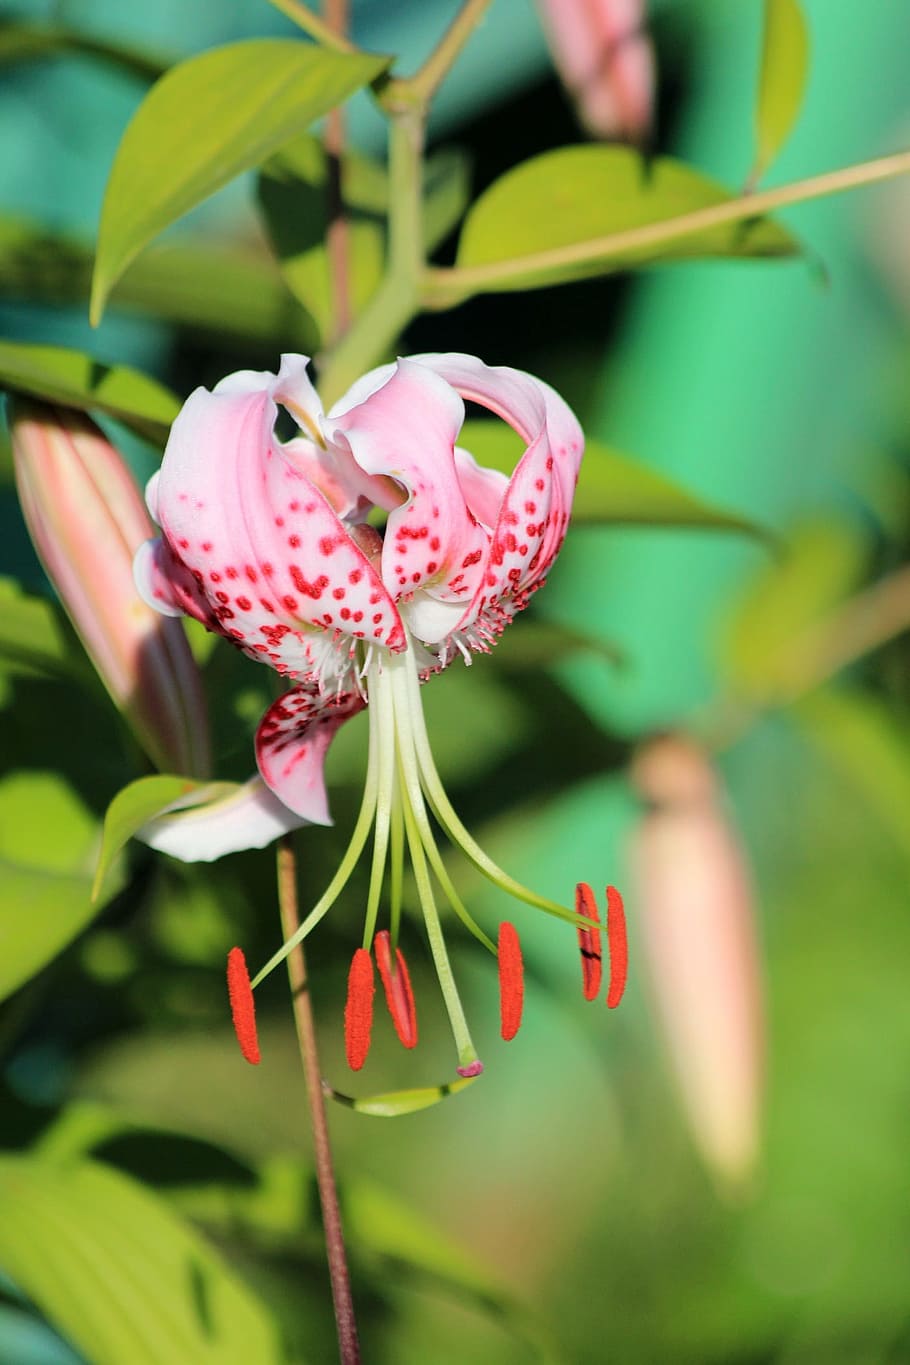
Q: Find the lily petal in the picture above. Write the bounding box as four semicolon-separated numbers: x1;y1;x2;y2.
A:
255;685;365;821
139;776;306;862
152;365;405;679
328;360;490;645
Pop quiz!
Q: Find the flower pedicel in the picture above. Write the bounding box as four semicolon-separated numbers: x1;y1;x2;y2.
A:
136;352;625;1077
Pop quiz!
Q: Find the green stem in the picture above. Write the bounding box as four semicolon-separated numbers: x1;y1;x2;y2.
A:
266;0;356;51
422;147;910;308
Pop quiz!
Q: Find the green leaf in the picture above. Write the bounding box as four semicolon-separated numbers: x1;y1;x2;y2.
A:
795;689;910;858
423;147;472;252
0;1155;282;1365
461;420;768;536
93;775;231;902
719;519;867;701
324;1075;478;1116
91;38;390;324
454;146;797;294
0;217;316;350
753;0;810;182
0;771;104;1003
0;339;179;444
0;20;167;81
0;579;92;683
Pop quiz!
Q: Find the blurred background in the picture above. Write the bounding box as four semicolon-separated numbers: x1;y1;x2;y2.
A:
2;0;910;1361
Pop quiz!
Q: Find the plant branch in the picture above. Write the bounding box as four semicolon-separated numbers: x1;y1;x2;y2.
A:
267;0;356;52
422;147;910;307
406;0;492;107
278;835;361;1365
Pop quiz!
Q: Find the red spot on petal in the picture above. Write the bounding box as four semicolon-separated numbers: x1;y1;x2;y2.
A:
606;885;628;1009
575;883;602;1001
227;947;260;1064
497;922;524;1041
374;931;418;1048
344;948;375;1071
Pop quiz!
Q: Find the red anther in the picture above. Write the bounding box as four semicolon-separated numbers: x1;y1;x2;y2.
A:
575;882;602;1001
374;930;418;1049
344;948;375;1071
498;921;524;1041
226;947;260;1065
606;885;628;1009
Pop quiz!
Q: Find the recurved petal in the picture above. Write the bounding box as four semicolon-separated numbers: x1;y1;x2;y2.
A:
328;359;490;645
411;354;584;627
153;364;404;670
255;684;365;822
138;776;306;862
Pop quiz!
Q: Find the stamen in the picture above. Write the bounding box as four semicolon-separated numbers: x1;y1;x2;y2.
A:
575;882;602;1001
226;947;260;1065
606;885;628;1009
344;948;375;1070
374;930;418;1048
497;921;524;1041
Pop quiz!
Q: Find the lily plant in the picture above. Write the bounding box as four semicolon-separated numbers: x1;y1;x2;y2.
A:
136;351;624;1077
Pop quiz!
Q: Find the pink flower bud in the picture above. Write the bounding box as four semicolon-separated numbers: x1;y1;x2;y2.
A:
537;0;655;143
10;400;209;777
630;735;764;1190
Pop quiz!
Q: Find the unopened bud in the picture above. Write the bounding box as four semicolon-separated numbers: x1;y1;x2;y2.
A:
537;0;655;143
10;400;209;777
631;734;764;1190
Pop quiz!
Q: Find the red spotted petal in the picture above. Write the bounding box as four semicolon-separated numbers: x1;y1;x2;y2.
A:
255;684;365;822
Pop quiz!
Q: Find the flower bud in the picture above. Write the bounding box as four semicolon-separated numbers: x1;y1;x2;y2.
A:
630;734;764;1190
537;0;655;143
10;399;209;777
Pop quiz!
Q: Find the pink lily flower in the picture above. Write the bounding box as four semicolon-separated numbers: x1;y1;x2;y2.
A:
136;352;589;1075
537;0;654;144
10;400;209;778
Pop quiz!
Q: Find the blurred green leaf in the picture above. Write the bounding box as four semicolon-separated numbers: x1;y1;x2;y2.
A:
423;147;473;252
491;618;625;670
325;1075;478;1116
0;579;91;683
0;1155;283;1365
753;0;810;182
0;217;316;350
91;39;391;324
0;771;102;1003
93;775;232;902
454;146;798;293
795;688;910;857
0;339;179;444
719;519;866;700
461;420;768;535
0;20;167;81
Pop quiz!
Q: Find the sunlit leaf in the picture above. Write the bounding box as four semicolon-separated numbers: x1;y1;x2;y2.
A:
91;39;391;323
93;775;232;902
324;1075;478;1116
455;146;797;293
0;339;179;444
461;420;768;536
0;1155;282;1365
719;519;867;700
795;688;910;858
753;0;810;182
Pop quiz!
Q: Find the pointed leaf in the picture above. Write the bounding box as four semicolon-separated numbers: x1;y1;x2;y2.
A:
324;1076;478;1116
455;145;798;294
0;1155;282;1365
753;0;810;182
461;420;768;536
91;38;391;323
0;579;93;683
93;775;235;902
0;339;179;443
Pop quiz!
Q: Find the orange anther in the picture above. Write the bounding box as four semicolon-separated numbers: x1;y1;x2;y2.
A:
606;885;628;1009
374;930;418;1049
575;882;602;1001
226;947;260;1065
344;947;375;1071
498;921;524;1041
